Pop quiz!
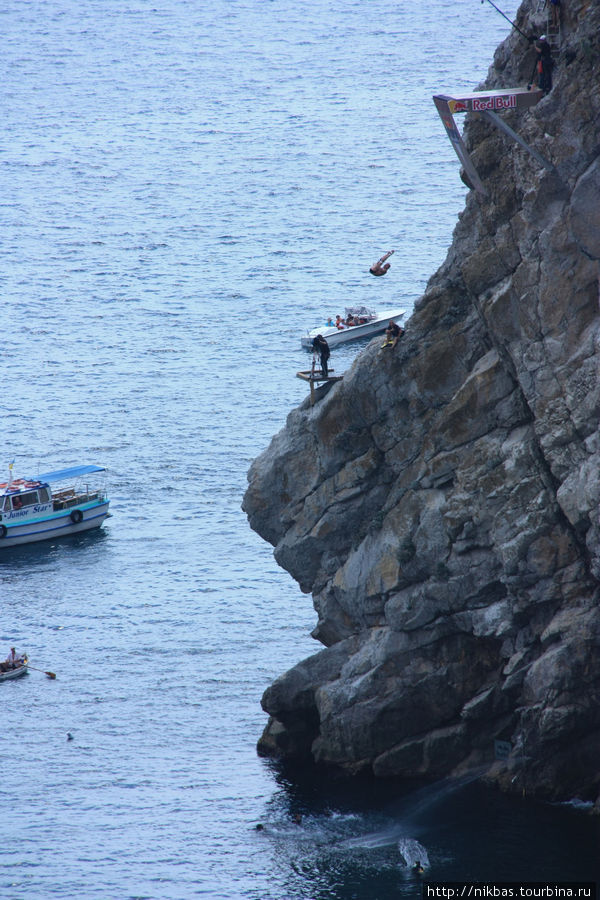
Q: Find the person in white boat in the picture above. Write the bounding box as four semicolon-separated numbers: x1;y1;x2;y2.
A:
335;315;346;330
369;249;394;276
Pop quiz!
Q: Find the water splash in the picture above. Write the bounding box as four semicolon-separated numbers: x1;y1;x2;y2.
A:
337;771;488;861
340;826;407;851
399;769;489;826
398;837;430;869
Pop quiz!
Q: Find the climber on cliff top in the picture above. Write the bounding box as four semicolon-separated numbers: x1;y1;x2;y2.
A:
535;36;554;94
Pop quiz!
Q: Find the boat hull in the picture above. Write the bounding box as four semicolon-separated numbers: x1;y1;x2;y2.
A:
0;664;28;682
0;501;110;549
301;308;405;350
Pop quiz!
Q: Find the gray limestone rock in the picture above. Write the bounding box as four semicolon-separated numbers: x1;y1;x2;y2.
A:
243;2;600;803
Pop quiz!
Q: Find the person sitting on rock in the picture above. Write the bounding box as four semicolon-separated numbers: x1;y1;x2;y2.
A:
382;320;404;349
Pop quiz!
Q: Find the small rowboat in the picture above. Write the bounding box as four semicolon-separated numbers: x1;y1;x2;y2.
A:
0;657;28;682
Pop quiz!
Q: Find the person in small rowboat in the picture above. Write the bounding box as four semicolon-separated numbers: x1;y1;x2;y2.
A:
0;648;23;672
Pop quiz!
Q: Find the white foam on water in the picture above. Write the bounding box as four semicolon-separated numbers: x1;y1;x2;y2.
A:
398;837;430;869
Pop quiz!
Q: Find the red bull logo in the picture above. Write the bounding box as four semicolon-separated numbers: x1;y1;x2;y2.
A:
448;99;469;114
472;94;517;112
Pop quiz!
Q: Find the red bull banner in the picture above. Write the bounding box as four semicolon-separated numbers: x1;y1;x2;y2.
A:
432;88;544;195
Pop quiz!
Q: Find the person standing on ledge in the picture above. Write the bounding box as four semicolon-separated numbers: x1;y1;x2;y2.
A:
369;249;394;276
312;334;331;379
535;36;554;94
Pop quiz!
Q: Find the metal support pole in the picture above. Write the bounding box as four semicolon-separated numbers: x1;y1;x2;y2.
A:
480;109;557;174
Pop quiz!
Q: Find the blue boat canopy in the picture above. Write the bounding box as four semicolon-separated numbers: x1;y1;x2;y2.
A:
37;465;107;484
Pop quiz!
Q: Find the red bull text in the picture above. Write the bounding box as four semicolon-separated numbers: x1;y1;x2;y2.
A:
471;94;517;111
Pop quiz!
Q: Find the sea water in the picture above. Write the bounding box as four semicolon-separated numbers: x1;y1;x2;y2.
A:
2;1;599;897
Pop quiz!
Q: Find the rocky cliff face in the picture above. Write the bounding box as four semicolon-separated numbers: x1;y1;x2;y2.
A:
243;0;600;802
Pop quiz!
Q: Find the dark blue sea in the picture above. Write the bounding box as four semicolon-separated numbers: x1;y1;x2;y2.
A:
2;1;599;897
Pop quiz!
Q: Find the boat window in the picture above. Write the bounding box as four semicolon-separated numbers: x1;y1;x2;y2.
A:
11;491;38;510
39;487;50;502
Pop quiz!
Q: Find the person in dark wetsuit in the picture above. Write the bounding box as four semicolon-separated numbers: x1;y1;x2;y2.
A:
369;250;394;276
535;36;553;94
312;334;331;378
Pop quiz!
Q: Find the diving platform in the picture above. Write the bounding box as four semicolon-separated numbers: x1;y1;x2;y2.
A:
433;87;555;195
296;370;343;405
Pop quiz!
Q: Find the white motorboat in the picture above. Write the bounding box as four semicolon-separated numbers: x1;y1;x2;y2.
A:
301;306;406;350
0;464;110;550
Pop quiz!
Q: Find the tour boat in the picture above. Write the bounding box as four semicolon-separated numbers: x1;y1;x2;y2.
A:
0;464;110;549
301;306;406;350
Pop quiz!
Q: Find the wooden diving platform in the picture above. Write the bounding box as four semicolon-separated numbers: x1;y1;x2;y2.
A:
297;370;343;405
